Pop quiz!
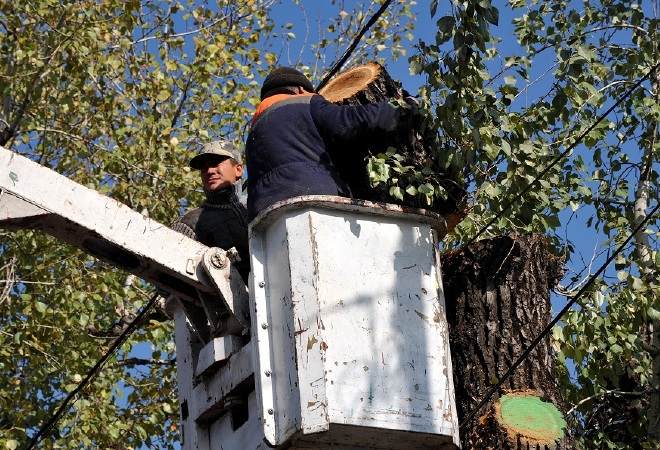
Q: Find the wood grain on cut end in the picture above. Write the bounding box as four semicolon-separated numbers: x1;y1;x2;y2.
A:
318;62;382;102
495;391;567;446
316;61;467;218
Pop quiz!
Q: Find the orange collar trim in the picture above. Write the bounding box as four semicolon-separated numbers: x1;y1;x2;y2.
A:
252;93;314;123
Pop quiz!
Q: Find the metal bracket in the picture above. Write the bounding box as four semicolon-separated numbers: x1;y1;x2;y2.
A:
199;247;251;335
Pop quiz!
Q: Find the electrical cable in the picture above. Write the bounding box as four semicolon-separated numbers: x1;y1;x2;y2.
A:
316;0;394;91
459;201;660;429
463;61;660;248
24;292;160;450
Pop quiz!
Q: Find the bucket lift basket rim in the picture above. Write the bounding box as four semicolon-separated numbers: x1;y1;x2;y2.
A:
249;195;447;237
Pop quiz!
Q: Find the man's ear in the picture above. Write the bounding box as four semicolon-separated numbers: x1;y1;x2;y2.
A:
235;164;244;178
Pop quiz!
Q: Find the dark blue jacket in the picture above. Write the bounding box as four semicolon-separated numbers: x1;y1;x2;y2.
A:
246;93;404;220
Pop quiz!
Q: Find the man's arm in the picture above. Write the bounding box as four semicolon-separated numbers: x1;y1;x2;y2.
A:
310;95;411;144
171;220;197;240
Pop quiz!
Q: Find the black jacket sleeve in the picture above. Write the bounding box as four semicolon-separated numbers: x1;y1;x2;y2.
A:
171;218;198;240
309;95;407;145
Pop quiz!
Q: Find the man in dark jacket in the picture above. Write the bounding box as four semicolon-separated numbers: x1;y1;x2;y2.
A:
172;140;250;283
245;67;415;221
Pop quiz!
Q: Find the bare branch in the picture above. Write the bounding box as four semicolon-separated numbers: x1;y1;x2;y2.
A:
108;14;230;50
170;72;194;129
87;300;170;339
116;357;175;367
0;257;16;305
567;388;652;416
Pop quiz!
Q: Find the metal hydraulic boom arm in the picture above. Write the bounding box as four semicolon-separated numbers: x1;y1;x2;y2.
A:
0;145;249;337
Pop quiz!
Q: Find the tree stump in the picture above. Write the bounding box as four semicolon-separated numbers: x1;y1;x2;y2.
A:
441;234;572;449
318;62;466;223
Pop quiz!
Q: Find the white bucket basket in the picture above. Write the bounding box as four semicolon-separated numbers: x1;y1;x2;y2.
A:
249;196;459;449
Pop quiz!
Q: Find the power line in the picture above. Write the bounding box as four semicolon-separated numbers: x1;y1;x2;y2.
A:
459;201;660;429
463;61;660;248
24;293;159;450
316;0;394;91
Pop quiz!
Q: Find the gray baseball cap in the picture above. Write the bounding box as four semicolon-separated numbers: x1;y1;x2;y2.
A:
189;140;242;169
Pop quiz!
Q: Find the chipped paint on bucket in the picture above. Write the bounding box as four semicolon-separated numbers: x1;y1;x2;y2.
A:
249;196;460;448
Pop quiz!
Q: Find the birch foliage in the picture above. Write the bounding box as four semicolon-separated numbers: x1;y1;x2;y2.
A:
410;1;659;448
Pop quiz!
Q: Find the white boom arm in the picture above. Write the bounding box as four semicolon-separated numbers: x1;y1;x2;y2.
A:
0;145;249;334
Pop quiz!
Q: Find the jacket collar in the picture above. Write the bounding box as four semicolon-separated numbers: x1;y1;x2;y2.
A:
203;185;238;206
252;93;314;124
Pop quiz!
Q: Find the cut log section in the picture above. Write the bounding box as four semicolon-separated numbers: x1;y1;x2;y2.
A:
318;62;466;222
473;390;568;449
441;234;572;449
492;390;567;447
319;62;400;104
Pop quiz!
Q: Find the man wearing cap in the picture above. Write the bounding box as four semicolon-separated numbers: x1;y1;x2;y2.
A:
172;140;250;283
245;66;417;220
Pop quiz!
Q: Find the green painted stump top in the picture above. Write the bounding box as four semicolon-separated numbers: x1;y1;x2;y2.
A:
498;394;567;442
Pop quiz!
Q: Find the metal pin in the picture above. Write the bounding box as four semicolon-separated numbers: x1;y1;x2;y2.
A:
261;323;268;329
264;370;271;377
210;250;227;269
267;408;274;415
259;281;265;288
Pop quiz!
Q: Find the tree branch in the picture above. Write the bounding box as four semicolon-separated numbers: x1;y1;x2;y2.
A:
0;257;16;305
0;14;70;146
170;72;194;129
108;13;230;50
115;357;175;367
87;307;169;339
568;388;653;416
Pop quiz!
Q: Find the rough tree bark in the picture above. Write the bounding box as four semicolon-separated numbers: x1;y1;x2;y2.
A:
318;62;466;226
441;234;572;449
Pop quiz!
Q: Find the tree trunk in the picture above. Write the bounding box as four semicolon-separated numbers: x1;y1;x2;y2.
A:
441;234;572;449
318;62;466;227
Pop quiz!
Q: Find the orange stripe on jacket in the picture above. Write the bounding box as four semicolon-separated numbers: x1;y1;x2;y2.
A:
252;93;314;124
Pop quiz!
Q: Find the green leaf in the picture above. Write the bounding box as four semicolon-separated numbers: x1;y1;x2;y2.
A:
484;6;499;25
418;183;434;195
389;186;404;201
437;16;455;34
501;140;511;156
156;90;170;102
483;142;499;160
648;307;660;321
577;45;595;61
430;0;439;18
